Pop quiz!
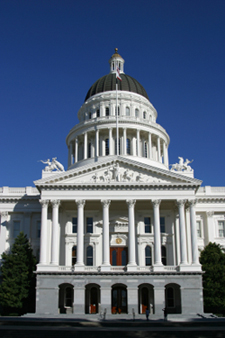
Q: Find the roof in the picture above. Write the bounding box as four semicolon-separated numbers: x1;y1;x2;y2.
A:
84;73;150;102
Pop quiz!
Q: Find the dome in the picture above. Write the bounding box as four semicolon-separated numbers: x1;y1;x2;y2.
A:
84;73;150;102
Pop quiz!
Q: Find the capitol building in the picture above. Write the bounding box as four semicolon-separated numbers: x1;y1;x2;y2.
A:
1;49;225;316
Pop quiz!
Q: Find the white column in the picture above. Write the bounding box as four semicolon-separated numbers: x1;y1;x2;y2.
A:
101;200;111;271
176;200;188;266
163;142;169;167
206;211;214;243
95;129;99;157
39;200;49;265
152;200;163;271
188;200;200;266
102;137;105;156
126;199;137;271
75;137;78;163
109;128;113;155
136;130;140;156
70;142;73;165
148;132;152;159
84;132;87;160
132;136;136;156
157;136;161;162
0;212;8;257
51;200;60;265
123;128;127;155
75;199;85;271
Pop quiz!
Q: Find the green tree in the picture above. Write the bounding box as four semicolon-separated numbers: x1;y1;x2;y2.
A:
200;242;225;315
0;232;36;315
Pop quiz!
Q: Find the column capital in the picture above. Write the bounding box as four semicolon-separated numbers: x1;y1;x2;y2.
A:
188;199;197;207
126;199;136;207
101;199;111;207
39;199;49;207
51;200;61;208
176;199;187;207
75;199;86;207
151;199;161;207
206;211;214;217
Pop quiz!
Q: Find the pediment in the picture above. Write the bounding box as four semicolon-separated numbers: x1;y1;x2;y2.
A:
34;156;202;187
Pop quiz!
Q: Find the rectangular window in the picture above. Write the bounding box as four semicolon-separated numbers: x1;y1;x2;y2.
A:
160;217;165;233
87;217;93;233
13;220;20;238
196;220;202;238
37;220;41;238
97;109;100;118
218;221;225;237
72;217;77;233
144;217;151;233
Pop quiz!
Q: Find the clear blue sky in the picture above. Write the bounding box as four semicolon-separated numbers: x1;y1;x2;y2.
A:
1;0;225;187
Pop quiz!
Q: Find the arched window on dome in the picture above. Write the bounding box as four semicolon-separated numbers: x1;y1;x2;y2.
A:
115;106;120;116
126;138;131;155
88;142;92;158
86;246;93;266
106;107;109;116
143;111;146;119
144;142;147;158
135;109;139;118
126;107;130;116
105;138;109;155
145;246;152;266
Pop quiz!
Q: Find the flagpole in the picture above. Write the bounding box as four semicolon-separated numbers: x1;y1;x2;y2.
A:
116;77;118;156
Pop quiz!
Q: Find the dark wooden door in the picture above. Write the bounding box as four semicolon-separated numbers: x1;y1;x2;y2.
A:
110;247;128;266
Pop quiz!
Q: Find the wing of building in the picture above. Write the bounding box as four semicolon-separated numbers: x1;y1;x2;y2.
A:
1;49;225;317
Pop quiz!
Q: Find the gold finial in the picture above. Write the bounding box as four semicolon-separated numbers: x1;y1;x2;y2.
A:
115;48;118;54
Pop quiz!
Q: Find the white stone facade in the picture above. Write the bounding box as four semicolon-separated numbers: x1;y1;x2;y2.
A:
1;50;225;316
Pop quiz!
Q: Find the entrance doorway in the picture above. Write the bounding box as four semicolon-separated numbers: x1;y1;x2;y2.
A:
111;285;127;314
110;247;128;266
85;284;100;314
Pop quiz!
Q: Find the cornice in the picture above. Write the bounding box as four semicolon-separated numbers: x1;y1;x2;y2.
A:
197;198;225;204
66;116;169;145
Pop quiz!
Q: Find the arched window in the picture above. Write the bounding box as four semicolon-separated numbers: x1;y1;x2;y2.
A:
161;246;167;265
143;111;146;119
126;107;130;116
87;246;93;266
145;246;152;266
65;287;73;307
72;246;77;265
89;112;92;119
96;109;100;118
167;287;174;308
135;109;139;118
106;107;109;116
126;138;131;155
105;138;109;155
115;106;120;116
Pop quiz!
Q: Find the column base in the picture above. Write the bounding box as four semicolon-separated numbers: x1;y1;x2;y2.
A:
127;264;137;272
153;264;164;272
100;264;111;272
178;264;202;272
74;263;85;272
